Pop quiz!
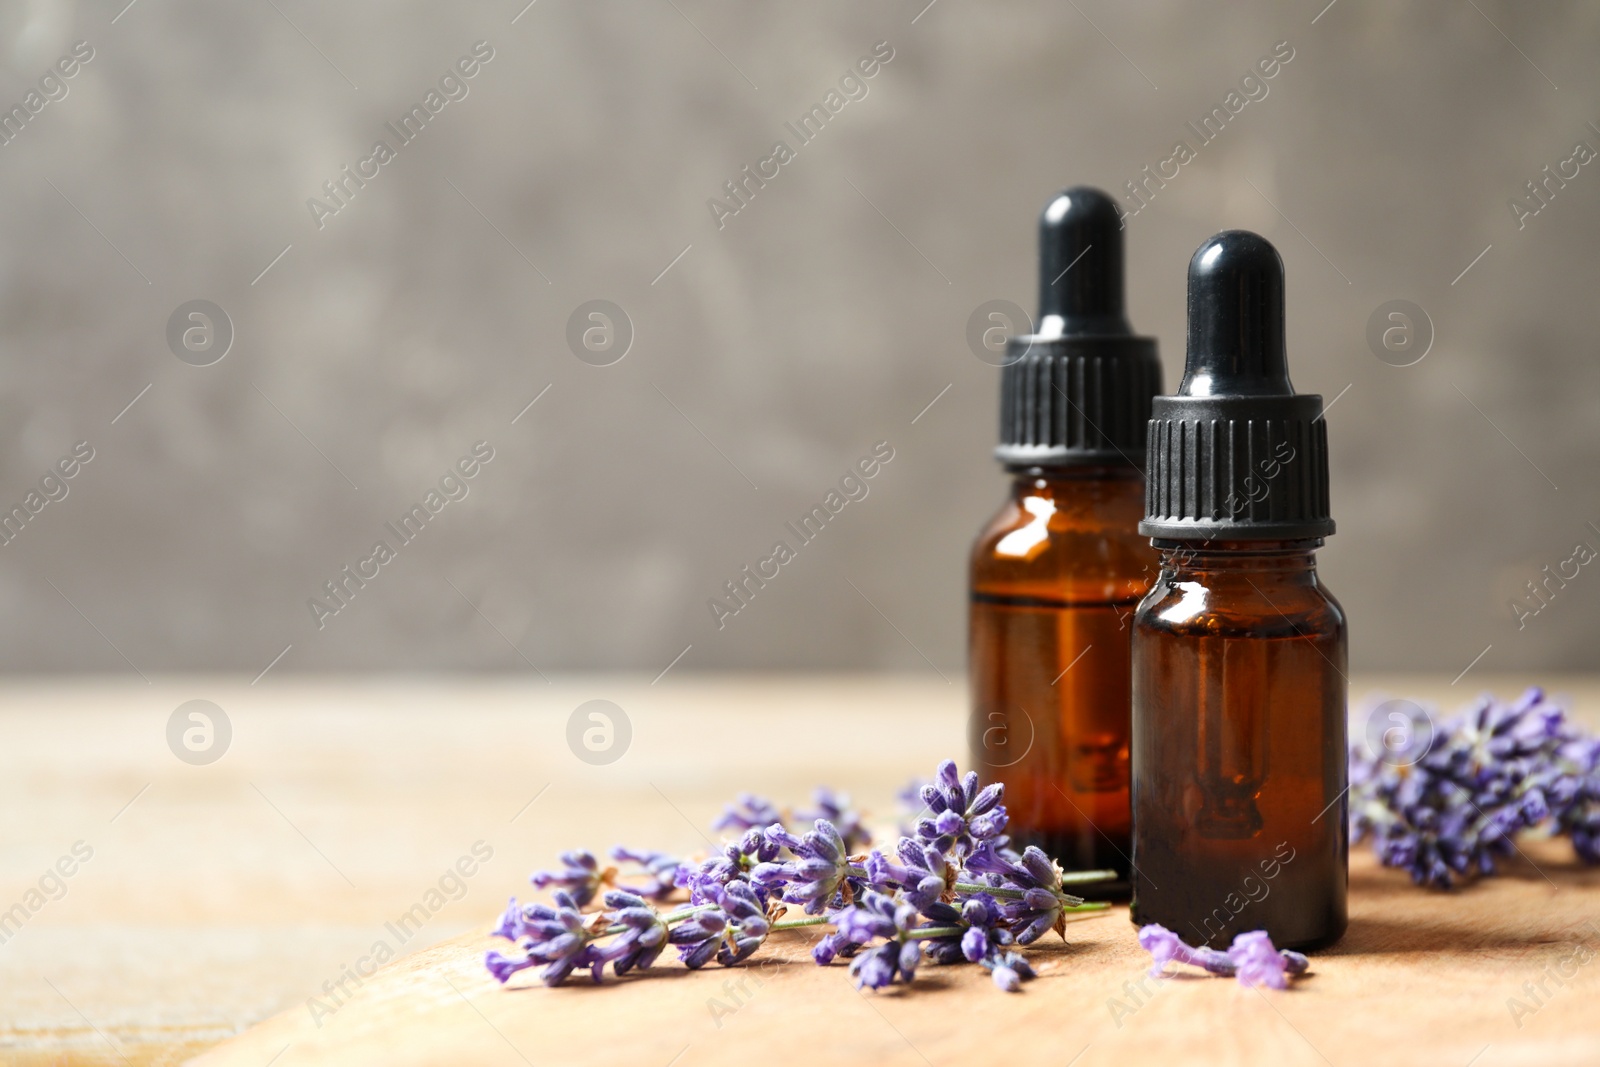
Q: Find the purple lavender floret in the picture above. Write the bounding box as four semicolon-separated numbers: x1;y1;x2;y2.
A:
529;849;610;908
981;950;1036;992
914;760;1007;861
668;903;728;970
760;819;856;915
797;787;872;852
713;793;784;835
1351;687;1600;888
1552;735;1600;863
964;842;1086;944
1138;924;1308;988
918;893;1013;969
592;890;669;977
829;891;923;991
484;889;600;986
610;847;680;900
1137;924;1235;977
671;879;772;969
676;828;779;904
1229;930;1308;989
863;838;952;911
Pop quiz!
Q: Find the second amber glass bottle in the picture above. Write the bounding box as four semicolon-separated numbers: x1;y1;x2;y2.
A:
1130;230;1347;950
969;187;1162;892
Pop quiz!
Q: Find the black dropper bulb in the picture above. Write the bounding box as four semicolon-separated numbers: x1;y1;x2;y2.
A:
1036;186;1131;339
1141;228;1334;540
996;185;1160;468
1180;229;1293;397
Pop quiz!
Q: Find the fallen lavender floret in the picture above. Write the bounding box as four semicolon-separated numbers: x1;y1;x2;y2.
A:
1229;930;1309;990
1137;924;1309;988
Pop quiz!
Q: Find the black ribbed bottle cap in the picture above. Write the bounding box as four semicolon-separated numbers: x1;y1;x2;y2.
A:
1140;230;1334;541
995;186;1162;468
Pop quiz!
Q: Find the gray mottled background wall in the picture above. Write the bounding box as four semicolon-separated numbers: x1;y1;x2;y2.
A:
0;0;1595;677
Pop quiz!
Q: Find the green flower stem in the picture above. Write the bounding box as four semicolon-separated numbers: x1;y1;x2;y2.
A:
907;926;966;941
771;915;830;932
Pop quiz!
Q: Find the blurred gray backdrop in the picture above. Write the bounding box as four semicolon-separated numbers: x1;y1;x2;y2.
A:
0;0;1595;676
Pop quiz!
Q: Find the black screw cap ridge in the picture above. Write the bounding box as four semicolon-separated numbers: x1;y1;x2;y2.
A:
1181;229;1293;397
1140;229;1334;541
996;185;1162;469
1036;186;1131;339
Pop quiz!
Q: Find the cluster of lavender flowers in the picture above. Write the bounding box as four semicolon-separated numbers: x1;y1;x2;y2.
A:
486;765;1114;993
1350;687;1600;888
1137;925;1309;989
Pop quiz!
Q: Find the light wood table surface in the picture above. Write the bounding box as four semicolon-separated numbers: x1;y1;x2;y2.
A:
2;673;1597;1066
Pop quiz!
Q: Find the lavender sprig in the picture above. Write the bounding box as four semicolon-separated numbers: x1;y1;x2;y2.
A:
1351;687;1600;887
1138;924;1309;989
492;758;1115;994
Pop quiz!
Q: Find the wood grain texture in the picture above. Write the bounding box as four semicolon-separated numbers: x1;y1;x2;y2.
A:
1;674;1596;1066
194;841;1600;1067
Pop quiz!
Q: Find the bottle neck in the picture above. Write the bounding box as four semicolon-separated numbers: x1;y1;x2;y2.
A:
1152;538;1321;579
1005;463;1143;493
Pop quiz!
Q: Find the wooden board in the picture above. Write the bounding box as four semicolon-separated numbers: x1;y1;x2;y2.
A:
3;674;1598;1066
192;840;1600;1067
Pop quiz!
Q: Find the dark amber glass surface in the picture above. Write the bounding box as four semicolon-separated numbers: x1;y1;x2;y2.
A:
1130;540;1347;950
968;466;1156;892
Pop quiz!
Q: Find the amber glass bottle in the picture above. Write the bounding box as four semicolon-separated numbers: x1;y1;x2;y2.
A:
1130;230;1347;950
969;187;1161;893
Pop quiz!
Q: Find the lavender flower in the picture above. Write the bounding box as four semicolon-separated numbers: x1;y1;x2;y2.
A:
485;889;599;986
676;828;779;904
1553;735;1600;863
1230;931;1309;989
914;760;1007;861
759;820;855;915
982;950;1037;992
529;850;611;908
863;838;952;911
829;891;923;991
610;847;680;900
672;879;773;969
964;842;1086;944
668;904;728;970
1137;924;1309;988
593;890;669;977
1137;923;1234;978
713;794;784;835
1351;687;1600;887
797;787;871;852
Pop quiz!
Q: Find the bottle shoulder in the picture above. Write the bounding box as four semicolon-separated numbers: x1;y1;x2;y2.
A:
970;477;1156;598
1133;567;1345;639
